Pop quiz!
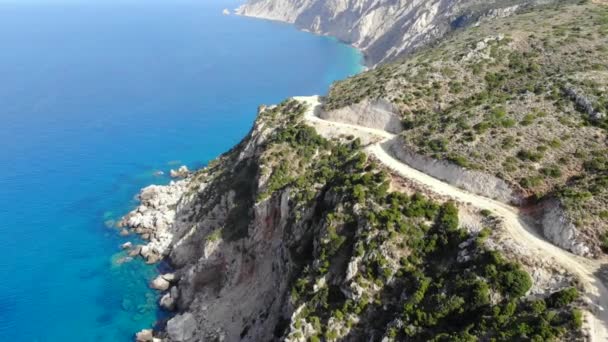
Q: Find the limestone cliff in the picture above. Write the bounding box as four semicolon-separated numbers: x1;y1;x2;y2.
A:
237;0;559;65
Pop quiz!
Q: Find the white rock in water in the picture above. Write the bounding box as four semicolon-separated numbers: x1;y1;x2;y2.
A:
161;273;176;282
223;8;231;15
135;329;153;342
121;241;133;250
150;275;171;291
160;292;176;311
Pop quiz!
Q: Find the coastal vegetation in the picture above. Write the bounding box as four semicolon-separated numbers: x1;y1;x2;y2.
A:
250;100;583;340
325;0;608;254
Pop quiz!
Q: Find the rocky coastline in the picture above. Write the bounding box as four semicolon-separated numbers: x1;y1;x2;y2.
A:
118;177;190;264
115;167;197;342
236;0;556;66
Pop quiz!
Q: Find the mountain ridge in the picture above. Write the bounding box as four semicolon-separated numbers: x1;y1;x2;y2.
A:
236;0;563;66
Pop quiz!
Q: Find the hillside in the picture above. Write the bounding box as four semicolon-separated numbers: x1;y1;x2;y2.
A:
324;0;608;257
237;0;563;66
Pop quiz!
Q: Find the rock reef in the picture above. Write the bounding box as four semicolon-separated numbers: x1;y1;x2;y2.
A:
119;179;192;263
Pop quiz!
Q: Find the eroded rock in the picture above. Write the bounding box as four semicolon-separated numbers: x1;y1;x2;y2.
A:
166;313;196;342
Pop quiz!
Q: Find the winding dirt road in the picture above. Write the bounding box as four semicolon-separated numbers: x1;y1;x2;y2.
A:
296;95;608;342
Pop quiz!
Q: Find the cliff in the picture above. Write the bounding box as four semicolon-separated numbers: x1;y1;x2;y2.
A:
236;0;559;66
126;99;585;341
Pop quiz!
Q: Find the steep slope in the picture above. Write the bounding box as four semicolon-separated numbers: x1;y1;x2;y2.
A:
237;0;562;65
324;1;608;257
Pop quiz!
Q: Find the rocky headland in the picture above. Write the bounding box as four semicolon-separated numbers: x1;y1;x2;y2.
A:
236;0;561;66
120;0;608;341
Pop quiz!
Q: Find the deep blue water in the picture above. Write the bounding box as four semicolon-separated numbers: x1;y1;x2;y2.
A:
0;1;362;340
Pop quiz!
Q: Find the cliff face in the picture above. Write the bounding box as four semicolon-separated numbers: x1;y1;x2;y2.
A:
237;0;556;65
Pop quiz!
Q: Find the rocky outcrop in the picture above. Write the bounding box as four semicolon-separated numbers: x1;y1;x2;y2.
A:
320;98;402;133
564;84;607;121
383;137;522;204
127;104;320;341
541;198;597;258
170;165;190;179
237;0;555;65
118;179;195;263
135;329;154;342
150;274;175;291
166;313;197;342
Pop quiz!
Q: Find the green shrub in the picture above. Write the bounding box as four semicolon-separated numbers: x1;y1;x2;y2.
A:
436;201;459;232
474;121;491;134
549;139;562;148
520;114;536;126
548;287;579;307
499;264;532;298
491;106;507;120
480;209;493;217
429;139;449;152
520;176;543;189
571;309;583;329
447;154;470;168
501;118;517;127
540;165;562;178
501;136;516;150
517;149;543;162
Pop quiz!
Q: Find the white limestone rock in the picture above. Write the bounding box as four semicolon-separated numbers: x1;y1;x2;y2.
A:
150;275;171;291
541;198;594;257
119;178;194;261
159;291;176;311
135;329;154;342
170;165;190;178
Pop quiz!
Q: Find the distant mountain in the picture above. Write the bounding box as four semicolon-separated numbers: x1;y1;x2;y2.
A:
237;0;563;66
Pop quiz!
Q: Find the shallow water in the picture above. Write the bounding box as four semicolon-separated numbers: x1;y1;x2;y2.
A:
0;0;362;340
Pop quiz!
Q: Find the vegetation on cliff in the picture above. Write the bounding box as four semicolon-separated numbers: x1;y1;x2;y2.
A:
246;101;582;341
324;0;608;253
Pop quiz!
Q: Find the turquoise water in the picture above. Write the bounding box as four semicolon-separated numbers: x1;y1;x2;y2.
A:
0;1;362;340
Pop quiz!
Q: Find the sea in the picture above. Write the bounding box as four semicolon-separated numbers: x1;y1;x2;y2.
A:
0;0;363;340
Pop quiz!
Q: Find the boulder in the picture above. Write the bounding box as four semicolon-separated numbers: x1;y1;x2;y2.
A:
121;242;133;250
166;313;196;341
161;273;176;282
159;292;176;311
150;275;171;291
135;329;153;342
129;246;142;257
